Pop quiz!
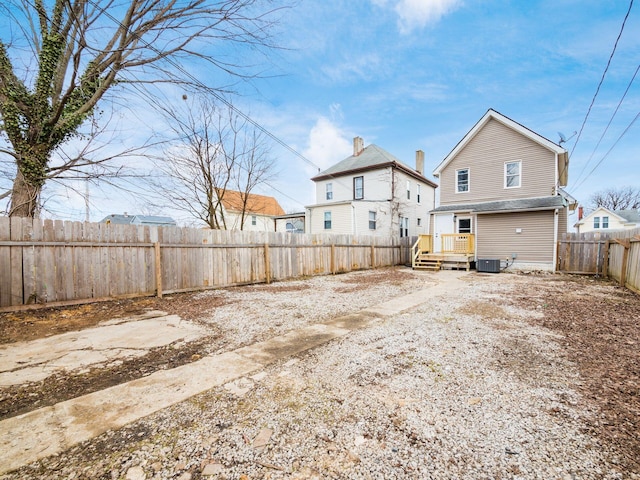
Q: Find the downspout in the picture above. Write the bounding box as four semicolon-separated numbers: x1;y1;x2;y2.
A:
553;208;559;272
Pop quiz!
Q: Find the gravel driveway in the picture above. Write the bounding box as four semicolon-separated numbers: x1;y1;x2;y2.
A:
1;267;638;479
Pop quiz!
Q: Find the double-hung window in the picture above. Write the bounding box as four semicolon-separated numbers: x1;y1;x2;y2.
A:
416;184;421;203
251;215;257;226
326;183;333;200
593;216;600;229
505;161;521;188
400;217;409;237
324;211;332;230
369;211;376;230
354;176;364;200
406;180;411;200
456;168;469;193
602;216;609;228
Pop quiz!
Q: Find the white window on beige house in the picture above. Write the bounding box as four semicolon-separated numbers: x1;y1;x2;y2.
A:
602;216;609;228
594;216;600;229
369;211;376;230
505;161;521;188
456;168;469;193
354;176;364;200
324;211;332;230
326;183;333;200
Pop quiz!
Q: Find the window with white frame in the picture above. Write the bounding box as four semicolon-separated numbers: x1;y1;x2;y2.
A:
602;216;609;228
593;216;600;229
251;215;257;226
369;211;376;230
353;176;364;200
456;168;469;193
324;211;332;229
505;161;521;188
326;183;333;200
400;217;409;237
416;184;421;203
406;180;411;200
457;217;471;233
417;218;422;226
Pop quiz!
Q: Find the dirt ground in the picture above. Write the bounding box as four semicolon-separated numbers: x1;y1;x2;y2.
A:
1;270;639;473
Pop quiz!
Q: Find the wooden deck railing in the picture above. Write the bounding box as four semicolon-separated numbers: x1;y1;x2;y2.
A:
411;234;433;265
441;234;475;254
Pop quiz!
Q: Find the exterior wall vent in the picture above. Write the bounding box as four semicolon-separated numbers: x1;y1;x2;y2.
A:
477;259;501;273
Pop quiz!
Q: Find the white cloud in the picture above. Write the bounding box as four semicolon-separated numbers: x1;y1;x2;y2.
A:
303;117;352;173
391;0;463;34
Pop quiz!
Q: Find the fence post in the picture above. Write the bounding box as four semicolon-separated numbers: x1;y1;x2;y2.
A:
154;242;163;298
331;244;335;274
370;244;375;269
264;243;271;284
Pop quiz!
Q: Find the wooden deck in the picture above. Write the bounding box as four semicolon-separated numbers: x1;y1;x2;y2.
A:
412;234;475;271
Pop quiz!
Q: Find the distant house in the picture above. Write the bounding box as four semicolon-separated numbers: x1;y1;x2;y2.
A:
428;109;575;271
274;212;305;233
306;137;437;237
218;189;285;231
574;207;640;233
100;214;177;227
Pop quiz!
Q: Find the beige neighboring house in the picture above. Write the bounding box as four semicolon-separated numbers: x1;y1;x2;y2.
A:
219;189;285;231
430;109;575;271
307;137;437;238
274;212;305;233
574;207;640;233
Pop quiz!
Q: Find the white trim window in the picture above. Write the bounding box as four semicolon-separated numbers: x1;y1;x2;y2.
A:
406;180;411;200
369;211;376;230
354;176;364;200
602;216;609;229
457;217;472;233
326;182;333;200
505;161;521;188
416;184;421;203
456;168;469;193
400;217;409;237
324;211;332;230
594;216;600;229
251;215;257;226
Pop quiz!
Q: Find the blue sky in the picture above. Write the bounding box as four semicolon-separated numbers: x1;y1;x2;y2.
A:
3;0;639;224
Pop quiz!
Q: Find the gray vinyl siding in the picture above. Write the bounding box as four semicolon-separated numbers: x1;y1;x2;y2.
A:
441;118;557;205
476;211;555;263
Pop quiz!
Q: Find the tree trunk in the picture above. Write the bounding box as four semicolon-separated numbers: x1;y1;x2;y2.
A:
9;169;42;218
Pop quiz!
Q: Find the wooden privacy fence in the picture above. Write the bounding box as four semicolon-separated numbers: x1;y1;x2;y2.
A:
0;217;414;310
558;228;640;293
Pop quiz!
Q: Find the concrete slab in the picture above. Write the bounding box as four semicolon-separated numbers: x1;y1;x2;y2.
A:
0;314;207;386
0;351;262;474
0;271;470;474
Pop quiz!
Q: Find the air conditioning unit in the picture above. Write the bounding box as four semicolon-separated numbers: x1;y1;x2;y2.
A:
477;259;501;273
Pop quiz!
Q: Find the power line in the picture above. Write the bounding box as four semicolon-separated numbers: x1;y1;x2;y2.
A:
569;0;634;158
573;110;640;191
572;62;640;188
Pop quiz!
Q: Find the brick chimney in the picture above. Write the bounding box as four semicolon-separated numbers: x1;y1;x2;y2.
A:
415;150;424;175
578;206;584;220
353;137;364;156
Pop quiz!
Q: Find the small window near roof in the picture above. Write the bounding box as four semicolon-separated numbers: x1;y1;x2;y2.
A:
456;168;469;193
593;216;600;229
505;161;521;188
326;183;333;200
406;180;410;200
417;184;421;203
602;216;609;228
251;215;257;226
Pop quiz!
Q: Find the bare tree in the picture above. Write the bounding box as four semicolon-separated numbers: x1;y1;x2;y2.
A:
0;0;282;217
588;186;640;212
151;97;276;229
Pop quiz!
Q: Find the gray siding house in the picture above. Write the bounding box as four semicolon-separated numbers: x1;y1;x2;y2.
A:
431;109;574;271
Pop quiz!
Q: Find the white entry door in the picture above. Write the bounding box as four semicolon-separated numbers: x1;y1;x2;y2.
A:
433;213;454;253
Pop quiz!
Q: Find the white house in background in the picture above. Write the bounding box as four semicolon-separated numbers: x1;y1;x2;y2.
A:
218;189;285;231
306;137;437;237
274;212;305;233
574;207;640;233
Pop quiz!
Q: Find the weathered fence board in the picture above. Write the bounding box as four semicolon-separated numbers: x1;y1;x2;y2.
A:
0;218;414;310
559;228;640;293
